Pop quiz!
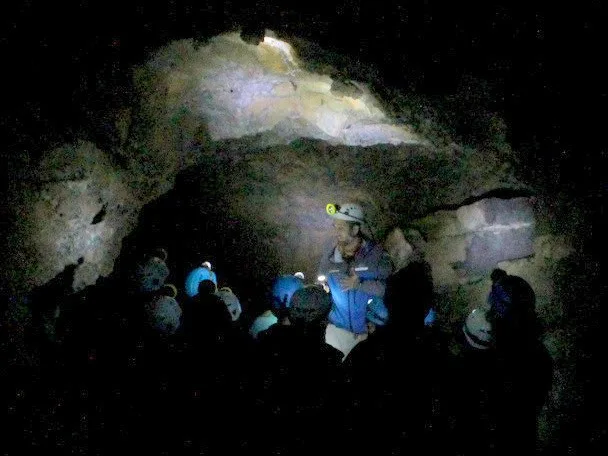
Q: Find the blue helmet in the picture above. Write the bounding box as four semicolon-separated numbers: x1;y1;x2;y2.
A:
185;265;218;297
488;274;535;320
271;274;305;310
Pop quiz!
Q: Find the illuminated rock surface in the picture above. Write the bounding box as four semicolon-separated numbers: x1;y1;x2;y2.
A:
151;32;421;146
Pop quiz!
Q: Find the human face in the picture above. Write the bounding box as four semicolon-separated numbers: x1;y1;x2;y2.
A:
333;219;358;246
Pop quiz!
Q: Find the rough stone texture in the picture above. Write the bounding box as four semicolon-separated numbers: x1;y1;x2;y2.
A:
181;140;521;286
145;32;421;147
2;142;141;294
414;197;536;284
1;33;433;298
383;227;415;271
465;227;534;273
424;236;468;288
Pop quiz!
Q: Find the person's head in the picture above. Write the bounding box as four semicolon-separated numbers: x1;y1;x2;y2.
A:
327;202;366;246
487;269;536;321
271;274;305;313
487;269;539;347
332;219;362;248
145;295;182;335
198;279;217;296
463;308;493;350
490;268;508;284
150;247;168;262
185;265;218;298
287;285;332;329
215;287;242;321
205;294;234;332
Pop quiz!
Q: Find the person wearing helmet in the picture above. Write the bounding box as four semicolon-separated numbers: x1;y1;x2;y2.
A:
253;285;342;454
130;248;170;294
319;202;393;359
249;273;305;339
463;307;494;350
487;268;539;353
144;283;182;335
452;270;552;456
270;273;306;321
383;227;434;340
184;261;218;297
485;269;552;456
215;287;242;322
449;304;499;456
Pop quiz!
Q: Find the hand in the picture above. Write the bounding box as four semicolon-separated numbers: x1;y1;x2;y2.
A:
340;273;360;291
367;322;377;334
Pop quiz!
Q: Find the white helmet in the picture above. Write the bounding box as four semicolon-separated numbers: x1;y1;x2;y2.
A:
215;287;242;321
326;202;366;224
463;308;493;350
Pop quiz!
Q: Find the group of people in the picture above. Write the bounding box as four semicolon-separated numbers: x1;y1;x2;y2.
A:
247;201;551;455
7;200;553;455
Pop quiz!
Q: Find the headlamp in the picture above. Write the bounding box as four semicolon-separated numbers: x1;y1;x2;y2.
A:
326;203;339;216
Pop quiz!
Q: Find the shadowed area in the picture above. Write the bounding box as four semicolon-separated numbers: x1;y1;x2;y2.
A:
0;2;604;455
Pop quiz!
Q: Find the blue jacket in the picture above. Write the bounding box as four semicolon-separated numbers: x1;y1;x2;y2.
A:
318;240;393;334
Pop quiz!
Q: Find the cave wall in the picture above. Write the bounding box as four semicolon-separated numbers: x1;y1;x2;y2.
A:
0;28;600;453
2;142;140;294
0;30;546;323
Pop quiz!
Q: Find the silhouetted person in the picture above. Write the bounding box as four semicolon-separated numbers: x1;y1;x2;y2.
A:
180;279;222;340
487;269;553;456
450;269;553;456
383;228;434;342
250;273;304;339
178;280;253;455
255;285;342;454
346;229;436;455
450;306;499;456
